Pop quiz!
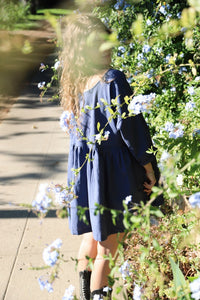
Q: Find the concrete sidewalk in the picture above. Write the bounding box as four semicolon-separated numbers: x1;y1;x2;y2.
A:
0;55;82;300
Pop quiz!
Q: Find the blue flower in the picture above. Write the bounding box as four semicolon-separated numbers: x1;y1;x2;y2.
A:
137;53;144;60
187;86;195;95
189;192;200;208
118;46;126;53
60;111;76;133
185;101;196;112
62;285;75;300
159;5;167;15
38;277;53;293
190;276;200;300
39;63;46;72
54;60;60;70
193;129;200;137
104;131;110;140
166;13;172;21
160;151;170;162
146;19;152;26
178;66;187;74
164;122;174;133
163;121;184;139
114;0;124;10
156;47;162;54
146;68;154;79
181;27;187;33
128;93;156;115
195;76;200;81
164;54;171;63
119;260;131;280
53;185;74;205
42;238;62;266
32;183;52;214
38;81;46;89
170;87;176;92
142;44;151;54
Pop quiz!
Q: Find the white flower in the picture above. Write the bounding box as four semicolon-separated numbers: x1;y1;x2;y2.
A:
62;285;75;300
170;87;176;92
104;131;110;140
54;60;60;70
189;192;200;208
159;5;167;15
190;276;200;300
95;133;102;143
124;195;132;205
195;76;200;81
133;283;142;300
156;47;162;54
146;19;152;26
38;81;46;89
176;174;183;186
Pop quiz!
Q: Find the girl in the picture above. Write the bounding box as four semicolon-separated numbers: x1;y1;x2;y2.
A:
60;14;162;300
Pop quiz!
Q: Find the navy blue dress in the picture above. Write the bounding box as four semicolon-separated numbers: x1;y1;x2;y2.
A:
67;69;162;241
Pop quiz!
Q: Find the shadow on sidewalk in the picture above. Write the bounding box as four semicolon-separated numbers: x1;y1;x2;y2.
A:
0;209;57;218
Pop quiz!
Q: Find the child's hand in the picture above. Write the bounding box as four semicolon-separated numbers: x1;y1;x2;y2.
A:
143;171;156;195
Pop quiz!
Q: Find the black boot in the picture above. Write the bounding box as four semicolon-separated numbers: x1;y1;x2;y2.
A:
90;287;112;299
79;270;92;300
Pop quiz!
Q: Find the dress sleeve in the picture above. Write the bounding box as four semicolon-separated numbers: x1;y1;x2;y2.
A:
110;70;155;166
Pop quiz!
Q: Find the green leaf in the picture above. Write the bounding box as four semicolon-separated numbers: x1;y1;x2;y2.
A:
169;257;188;297
97;122;101;132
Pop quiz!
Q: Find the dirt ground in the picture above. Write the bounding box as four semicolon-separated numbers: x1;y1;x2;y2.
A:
0;21;56;122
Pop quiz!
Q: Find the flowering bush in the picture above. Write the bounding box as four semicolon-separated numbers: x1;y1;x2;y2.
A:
32;0;200;299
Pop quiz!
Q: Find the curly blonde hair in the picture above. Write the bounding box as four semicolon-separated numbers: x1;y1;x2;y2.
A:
59;14;111;116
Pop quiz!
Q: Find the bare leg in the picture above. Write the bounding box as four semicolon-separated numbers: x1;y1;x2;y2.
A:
90;232;124;291
78;232;98;272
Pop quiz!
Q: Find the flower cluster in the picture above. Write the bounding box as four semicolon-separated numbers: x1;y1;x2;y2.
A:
119;260;131;280
53;185;74;206
38;276;53;293
95;131;110;144
189;276;200;300
60;110;76;134
38;81;46;89
124;195;132;205
185;100;196;112
32;183;52;214
114;0;131;11
128;93;156;115
163;122;184;139
133;283;142;300
189;192;200;208
42;238;62;266
62;285;75;300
